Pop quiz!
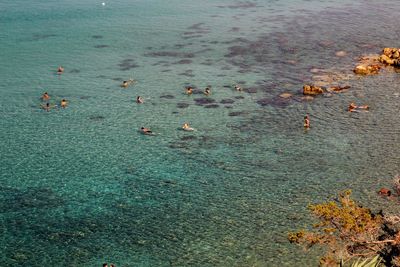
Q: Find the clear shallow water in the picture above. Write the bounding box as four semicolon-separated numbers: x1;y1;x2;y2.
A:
1;0;400;266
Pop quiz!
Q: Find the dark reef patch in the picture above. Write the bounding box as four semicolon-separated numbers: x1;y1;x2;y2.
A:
160;95;175;99
177;103;190;109
144;51;195;58
228;111;246;117
0;186;64;212
194;98;216;105
118;59;139;71
92;35;103;39
174;59;192;65
204;104;219;108
89;115;105;121
244;88;258;94
220;99;235;104
94;45;109;48
180;135;197;141
256;97;291;108
31;33;57;41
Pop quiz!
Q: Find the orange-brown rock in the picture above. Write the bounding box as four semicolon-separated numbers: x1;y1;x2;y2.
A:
353;64;381;75
379;54;395;65
303;85;324;95
380;48;400;66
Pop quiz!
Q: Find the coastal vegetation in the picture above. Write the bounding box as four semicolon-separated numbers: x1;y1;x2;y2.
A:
288;177;400;266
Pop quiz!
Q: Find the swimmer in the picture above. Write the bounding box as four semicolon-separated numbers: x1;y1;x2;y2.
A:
41;92;50;101
41;102;51;112
186;87;193;95
348;102;357;112
304;114;310;128
234;84;242;91
348;102;369;112
57;66;64;74
204;87;211;96
60;99;68;108
140;127;153;135
182;122;194;131
121;79;135;88
136;96;144;104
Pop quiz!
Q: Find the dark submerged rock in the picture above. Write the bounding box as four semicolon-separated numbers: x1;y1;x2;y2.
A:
194;98;216;105
176;103;190;108
220;99;235;104
160;95;175;99
204;104;219;108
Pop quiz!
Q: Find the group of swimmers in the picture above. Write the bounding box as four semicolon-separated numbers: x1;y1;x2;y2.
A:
39;66;69;111
139;84;244;135
185;84;242;96
40;91;68;112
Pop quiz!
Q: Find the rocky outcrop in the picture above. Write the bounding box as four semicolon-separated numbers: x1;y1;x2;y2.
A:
303;85;324;95
353;64;381;75
379;48;400;67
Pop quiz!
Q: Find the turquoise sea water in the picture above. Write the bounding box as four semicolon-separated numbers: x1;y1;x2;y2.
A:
1;0;400;266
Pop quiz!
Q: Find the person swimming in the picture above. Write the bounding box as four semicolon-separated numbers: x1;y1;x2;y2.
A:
41;102;51;112
57;66;64;74
204;87;211;96
41;92;50;101
140;127;153;135
234;84;242;91
121;79;135;88
182;123;194;131
186;87;193;95
348;102;369;112
60;99;68;108
304;114;310;128
136;96;144;104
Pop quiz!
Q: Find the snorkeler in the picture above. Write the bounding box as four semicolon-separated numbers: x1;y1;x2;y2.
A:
204;87;211;96
304;114;310;128
60;99;68;108
57;66;64;74
234;84;242;91
136;96;144;104
186;87;193;95
121;79;135;88
41;92;50;101
41;102;51;112
140;127;153;135
348;102;369;112
182;123;194;131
